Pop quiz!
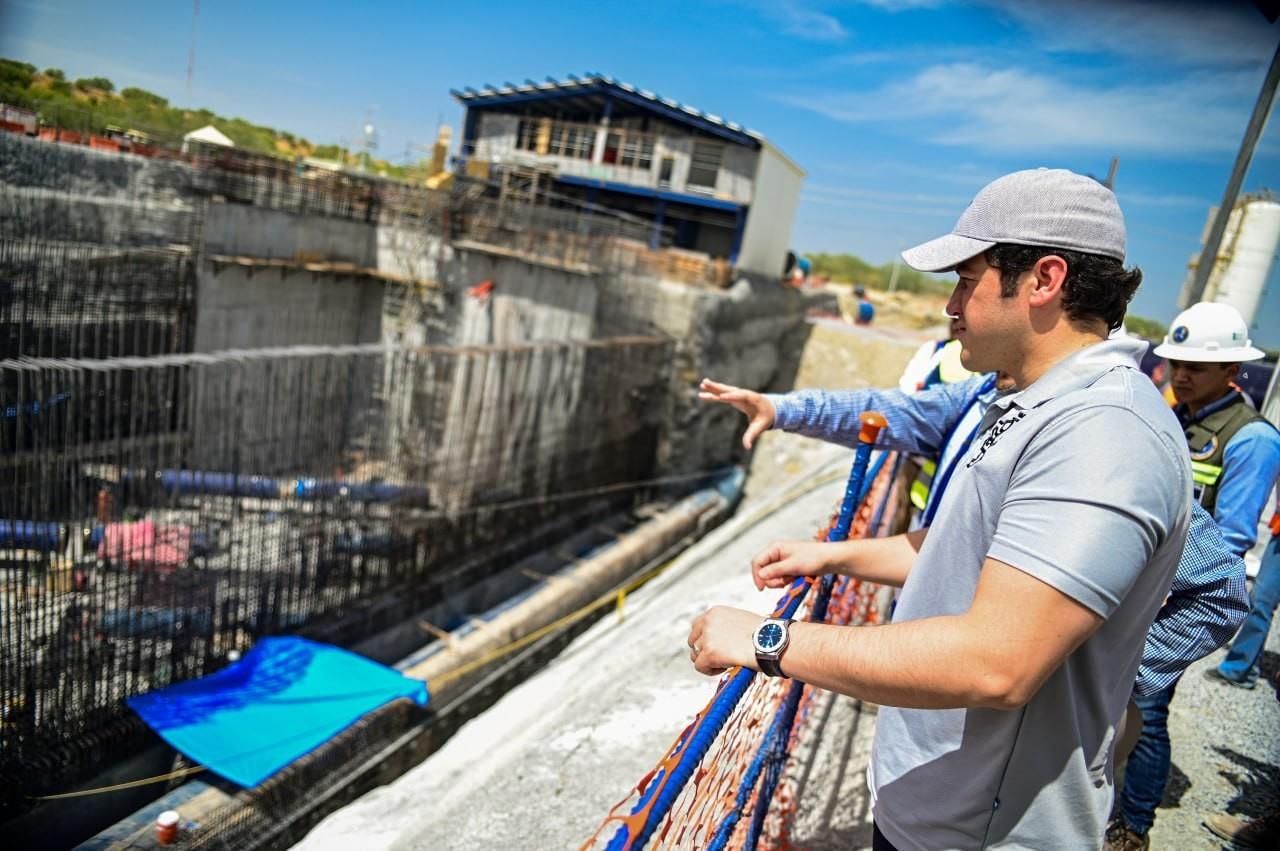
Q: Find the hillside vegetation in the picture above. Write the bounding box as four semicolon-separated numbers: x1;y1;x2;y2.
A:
0;57;421;178
809;251;951;296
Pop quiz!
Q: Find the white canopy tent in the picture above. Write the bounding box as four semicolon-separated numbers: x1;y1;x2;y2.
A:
181;124;234;152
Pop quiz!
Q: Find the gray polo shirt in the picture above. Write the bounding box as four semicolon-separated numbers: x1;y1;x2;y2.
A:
870;338;1191;850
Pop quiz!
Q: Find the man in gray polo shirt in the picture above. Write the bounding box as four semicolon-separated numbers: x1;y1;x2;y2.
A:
687;168;1191;849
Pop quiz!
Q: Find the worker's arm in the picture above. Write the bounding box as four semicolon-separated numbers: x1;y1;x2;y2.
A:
699;374;987;453
1213;422;1280;555
751;528;928;590
689;555;1103;710
1135;501;1249;696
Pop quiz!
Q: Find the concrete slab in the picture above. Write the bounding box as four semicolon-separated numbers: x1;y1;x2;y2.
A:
294;442;860;851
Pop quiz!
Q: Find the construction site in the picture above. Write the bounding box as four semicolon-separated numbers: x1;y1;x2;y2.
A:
0;73;845;849
4;52;1280;851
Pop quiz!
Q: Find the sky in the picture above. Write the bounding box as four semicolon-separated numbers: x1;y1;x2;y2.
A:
3;0;1280;345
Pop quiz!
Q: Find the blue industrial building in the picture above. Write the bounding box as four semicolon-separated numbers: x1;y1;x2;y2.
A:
450;74;804;277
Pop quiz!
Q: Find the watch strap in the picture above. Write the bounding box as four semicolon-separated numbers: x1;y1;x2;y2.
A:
757;654;786;678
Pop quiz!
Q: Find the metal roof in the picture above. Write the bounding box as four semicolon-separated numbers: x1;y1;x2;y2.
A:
450;73;764;148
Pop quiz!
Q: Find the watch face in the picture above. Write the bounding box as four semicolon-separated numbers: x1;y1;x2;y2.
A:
756;622;785;651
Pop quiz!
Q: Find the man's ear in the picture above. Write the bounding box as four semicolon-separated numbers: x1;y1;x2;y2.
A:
1224;362;1241;382
1027;255;1068;308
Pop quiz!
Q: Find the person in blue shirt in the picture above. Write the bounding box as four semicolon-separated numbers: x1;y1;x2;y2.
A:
1095;302;1280;849
853;286;875;325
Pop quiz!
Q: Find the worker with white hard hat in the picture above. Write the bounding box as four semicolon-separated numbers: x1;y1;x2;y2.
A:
1152;301;1277;554
1110;300;1280;850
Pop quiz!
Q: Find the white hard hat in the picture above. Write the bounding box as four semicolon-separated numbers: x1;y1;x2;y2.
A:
1152;302;1265;363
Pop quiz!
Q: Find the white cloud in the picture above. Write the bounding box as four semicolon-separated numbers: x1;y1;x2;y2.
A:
764;1;850;41
807;181;968;205
783;62;1257;155
856;0;946;9
981;0;1275;68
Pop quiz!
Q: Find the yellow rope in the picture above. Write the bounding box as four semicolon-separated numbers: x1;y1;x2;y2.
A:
29;764;207;800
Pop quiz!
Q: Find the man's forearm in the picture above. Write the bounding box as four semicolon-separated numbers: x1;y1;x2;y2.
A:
782;615;1019;709
827;529;925;588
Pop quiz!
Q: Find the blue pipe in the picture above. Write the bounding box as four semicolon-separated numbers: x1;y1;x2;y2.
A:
294;478;429;504
0;520;64;552
114;468;430;504
120;469;285;499
100;608;213;638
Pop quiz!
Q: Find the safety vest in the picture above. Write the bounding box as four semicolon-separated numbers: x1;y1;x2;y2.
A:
1184;393;1268;516
911;460;936;511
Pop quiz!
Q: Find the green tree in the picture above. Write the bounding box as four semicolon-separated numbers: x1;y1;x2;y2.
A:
121;87;168;109
0;58;35;87
43;67;65;81
809;252;952;296
74;76;114;92
1123;315;1167;342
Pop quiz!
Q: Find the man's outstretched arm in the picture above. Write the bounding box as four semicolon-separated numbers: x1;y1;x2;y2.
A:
689;556;1103;710
699;375;988;453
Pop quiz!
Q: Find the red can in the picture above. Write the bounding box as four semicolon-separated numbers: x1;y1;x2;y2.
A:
156;810;180;844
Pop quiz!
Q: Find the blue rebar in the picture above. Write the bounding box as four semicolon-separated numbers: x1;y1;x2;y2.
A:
714;425;887;850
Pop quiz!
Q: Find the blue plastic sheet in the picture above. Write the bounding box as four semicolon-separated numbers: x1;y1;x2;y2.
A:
127;636;429;787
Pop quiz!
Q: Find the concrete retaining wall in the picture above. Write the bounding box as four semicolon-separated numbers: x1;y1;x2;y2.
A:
204;202;377;266
443;245;602;345
194;263;383;352
0;131;197;201
600;272;834;474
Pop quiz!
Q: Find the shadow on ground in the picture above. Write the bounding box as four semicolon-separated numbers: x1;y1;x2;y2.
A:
1212;745;1280;818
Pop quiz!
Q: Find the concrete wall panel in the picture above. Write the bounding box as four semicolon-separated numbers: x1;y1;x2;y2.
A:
194;264;384;351
204;202;377;266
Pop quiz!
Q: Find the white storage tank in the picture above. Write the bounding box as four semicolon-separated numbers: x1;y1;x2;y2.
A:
1183;194;1280;328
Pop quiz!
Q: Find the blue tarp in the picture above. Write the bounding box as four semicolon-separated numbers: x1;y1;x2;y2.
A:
127;636;429;788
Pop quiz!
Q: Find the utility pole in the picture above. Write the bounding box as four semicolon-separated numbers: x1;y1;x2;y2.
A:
1105;156;1119;189
186;0;199;96
887;253;902;293
1187;39;1280;305
360;108;378;172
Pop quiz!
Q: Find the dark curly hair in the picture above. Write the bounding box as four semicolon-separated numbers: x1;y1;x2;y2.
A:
984;244;1142;332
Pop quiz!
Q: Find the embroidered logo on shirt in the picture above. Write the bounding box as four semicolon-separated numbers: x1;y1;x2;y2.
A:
966;410;1027;468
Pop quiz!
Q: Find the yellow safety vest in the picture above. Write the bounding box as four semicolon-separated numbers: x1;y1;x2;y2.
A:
1183;395;1266;515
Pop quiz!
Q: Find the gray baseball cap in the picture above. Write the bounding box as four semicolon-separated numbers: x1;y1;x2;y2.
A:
901;168;1126;272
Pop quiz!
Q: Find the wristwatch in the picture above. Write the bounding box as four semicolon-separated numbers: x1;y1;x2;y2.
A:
752;617;794;678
